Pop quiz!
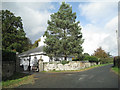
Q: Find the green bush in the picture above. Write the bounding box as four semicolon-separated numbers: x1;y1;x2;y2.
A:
78;55;85;61
2;49;16;61
113;56;120;68
100;57;113;64
72;58;80;61
84;56;98;62
100;58;108;64
61;60;69;65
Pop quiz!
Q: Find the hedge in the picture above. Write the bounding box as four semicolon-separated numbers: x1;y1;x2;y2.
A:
84;56;98;62
72;58;80;61
2;49;16;61
100;57;113;64
113;56;120;68
61;60;69;65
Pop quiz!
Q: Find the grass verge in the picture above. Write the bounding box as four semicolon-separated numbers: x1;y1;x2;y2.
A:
111;66;120;76
1;72;35;88
42;63;112;73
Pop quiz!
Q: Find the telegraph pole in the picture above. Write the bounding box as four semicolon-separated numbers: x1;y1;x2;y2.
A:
116;30;119;56
116;29;120;57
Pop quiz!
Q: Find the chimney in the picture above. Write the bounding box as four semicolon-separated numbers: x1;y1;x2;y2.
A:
38;36;46;47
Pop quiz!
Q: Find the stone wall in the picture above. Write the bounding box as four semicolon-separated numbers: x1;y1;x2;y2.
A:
44;61;97;71
2;54;21;80
0;61;1;90
2;61;16;79
16;54;20;72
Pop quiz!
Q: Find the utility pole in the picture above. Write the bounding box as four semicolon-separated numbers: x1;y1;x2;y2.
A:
116;30;119;56
117;30;120;56
118;2;120;57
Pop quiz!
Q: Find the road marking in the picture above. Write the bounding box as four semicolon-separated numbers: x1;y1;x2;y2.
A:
79;77;83;80
66;74;73;76
89;75;94;79
78;74;88;76
78;75;88;80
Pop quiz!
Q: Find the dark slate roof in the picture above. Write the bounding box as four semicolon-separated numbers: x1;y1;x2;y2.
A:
19;45;74;58
19;46;44;56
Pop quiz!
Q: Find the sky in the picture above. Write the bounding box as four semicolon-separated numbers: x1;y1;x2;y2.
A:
2;0;119;56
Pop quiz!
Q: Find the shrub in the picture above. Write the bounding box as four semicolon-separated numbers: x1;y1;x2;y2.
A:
113;56;120;68
78;55;85;61
107;57;113;63
61;60;69;65
100;57;113;64
84;56;98;62
72;58;79;61
100;58;107;64
2;49;16;61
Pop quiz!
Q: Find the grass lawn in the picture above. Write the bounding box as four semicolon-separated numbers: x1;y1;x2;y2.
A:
111;66;120;76
42;63;113;73
1;72;35;88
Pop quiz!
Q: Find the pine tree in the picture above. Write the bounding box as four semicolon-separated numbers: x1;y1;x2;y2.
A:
44;2;84;60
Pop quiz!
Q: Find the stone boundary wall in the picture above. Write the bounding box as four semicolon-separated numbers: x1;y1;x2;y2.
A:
2;55;20;80
2;61;16;79
43;61;97;71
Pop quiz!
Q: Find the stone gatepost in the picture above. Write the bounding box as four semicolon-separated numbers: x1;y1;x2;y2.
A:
98;62;100;65
38;56;44;72
16;52;20;72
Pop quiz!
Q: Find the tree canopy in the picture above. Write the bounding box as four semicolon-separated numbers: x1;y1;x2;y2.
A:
2;10;32;53
83;53;90;56
84;56;98;62
32;38;41;49
93;47;109;58
43;2;84;60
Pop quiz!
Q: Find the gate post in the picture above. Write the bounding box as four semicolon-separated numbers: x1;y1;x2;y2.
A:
38;56;44;72
16;52;20;72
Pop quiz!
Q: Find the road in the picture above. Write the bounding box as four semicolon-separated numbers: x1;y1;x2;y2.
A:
18;64;119;88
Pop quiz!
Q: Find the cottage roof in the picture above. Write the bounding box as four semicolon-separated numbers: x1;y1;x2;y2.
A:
19;45;74;58
19;46;44;56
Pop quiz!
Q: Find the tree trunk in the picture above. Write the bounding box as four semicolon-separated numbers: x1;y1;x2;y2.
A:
64;56;67;61
64;54;67;60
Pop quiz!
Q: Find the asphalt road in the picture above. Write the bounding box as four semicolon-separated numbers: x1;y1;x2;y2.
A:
18;64;119;88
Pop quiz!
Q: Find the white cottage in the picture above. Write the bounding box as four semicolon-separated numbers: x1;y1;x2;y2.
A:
19;36;73;71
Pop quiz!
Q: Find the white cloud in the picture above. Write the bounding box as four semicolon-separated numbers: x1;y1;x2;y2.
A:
82;24;109;55
2;0;55;2
79;2;118;56
3;2;54;43
17;6;51;35
2;0;119;2
82;16;118;56
105;16;118;32
79;2;117;24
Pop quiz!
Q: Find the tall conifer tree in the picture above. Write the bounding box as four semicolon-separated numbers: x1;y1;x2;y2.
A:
2;10;32;53
44;2;84;60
